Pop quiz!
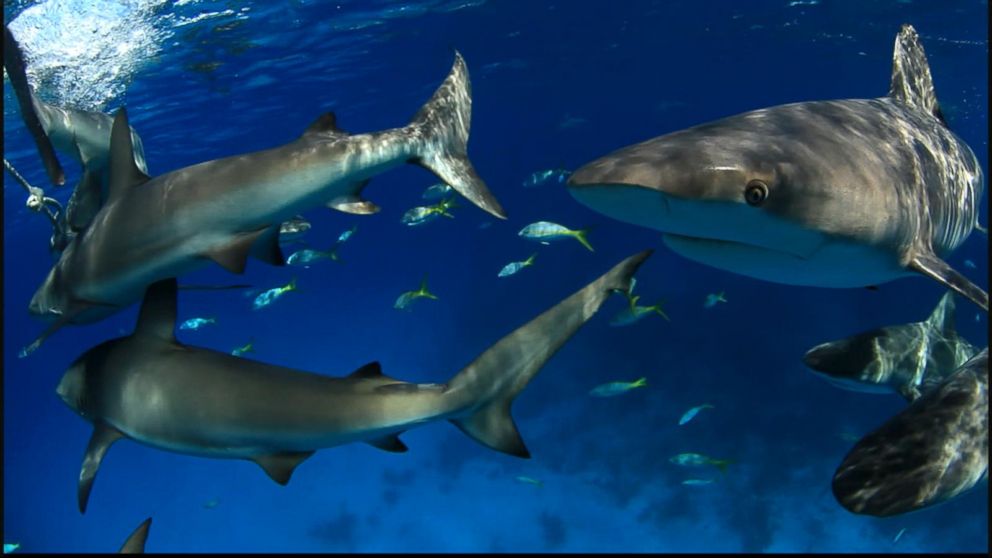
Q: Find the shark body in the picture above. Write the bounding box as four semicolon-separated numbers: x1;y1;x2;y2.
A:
57;251;650;513
832;348;988;517
25;52;505;355
567;25;986;311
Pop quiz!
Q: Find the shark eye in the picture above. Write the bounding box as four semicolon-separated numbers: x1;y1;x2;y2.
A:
744;180;768;206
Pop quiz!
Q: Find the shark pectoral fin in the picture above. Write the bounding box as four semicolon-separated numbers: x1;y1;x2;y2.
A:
108;107;150;203
119;517;152;554
366;434;409;453
249;226;286;266
205;229;271;274
451;401;530;458
134;279;178;342
79;422;126;514
909;251;989;311
65;168;104;232
251;451;315;485
327;193;380;215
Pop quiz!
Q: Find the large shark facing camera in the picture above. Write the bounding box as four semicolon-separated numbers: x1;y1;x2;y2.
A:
568;25;987;310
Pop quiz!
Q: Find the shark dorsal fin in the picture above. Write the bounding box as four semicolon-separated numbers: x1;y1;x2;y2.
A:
304;112;346;136
924;291;956;335
888;24;946;125
119;518;152;554
134;279;178;342
349;361;383;379
108;107;150;203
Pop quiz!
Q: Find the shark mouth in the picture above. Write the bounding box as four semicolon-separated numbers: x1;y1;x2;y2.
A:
662;232;822;261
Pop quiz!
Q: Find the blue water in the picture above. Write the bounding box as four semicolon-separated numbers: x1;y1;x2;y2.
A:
2;0;988;553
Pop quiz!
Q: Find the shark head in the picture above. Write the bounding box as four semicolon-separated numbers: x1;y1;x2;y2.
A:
29;265;69;321
802;330;895;394
567;104;906;287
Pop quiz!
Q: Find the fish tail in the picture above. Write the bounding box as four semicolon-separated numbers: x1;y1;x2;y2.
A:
573;229;594;252
407;52;506;219
632;377;647;388
715;459;733;474
286;276;298;291
652;300;670;321
445;250;652;458
525;252;538;266
418;275;438;300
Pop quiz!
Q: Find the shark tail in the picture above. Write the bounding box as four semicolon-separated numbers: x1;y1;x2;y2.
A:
573;229;594;252
407;51;506;220
445;250;653;457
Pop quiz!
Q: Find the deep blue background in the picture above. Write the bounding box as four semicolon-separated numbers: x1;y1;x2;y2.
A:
3;0;988;552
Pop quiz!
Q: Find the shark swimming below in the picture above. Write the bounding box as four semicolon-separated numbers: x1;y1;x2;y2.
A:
24;51;506;356
57;250;651;513
567;24;987;311
803;291;979;401
832;347;988;517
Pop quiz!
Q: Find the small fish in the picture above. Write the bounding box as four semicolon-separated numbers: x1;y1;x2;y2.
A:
287;248;338;267
337;225;358;244
395;275;438;311
515;476;543;487
590;377;647;397
498;253;537;278
964;259;976;269
278;215;311;243
231;340;254;357
669;453;733;473
610;297;669;326
4;543;20;554
892;527;907;544
402;197;458;226
422;182;453;200
703;292;727;308
252;278;298;310
522;168;571;188
678;404;715;426
976;313;982;322
681;478;715;486
203;498;221;510
178;317;217;331
518;221;592;251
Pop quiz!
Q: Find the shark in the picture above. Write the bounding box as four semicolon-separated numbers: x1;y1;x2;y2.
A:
56;250;651;513
803;291;979;401
3;23;149;234
118;518;152;554
566;24;987;311
24;51;506;356
832;347;988;517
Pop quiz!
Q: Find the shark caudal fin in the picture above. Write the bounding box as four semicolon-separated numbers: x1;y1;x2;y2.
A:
832;348;988;517
909;251;989;311
407;51;507;220
445;250;653;457
3;25;65;186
